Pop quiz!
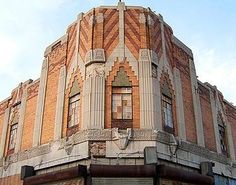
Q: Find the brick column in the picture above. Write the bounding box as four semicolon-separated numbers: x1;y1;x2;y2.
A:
173;67;186;140
139;49;155;129
54;65;66;140
189;59;205;147
209;90;221;153
15;87;28;152
0;107;10;157
33;57;48;147
117;1;125;62
82;49;105;129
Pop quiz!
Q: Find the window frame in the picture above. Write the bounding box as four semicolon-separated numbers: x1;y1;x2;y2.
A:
8;123;18;154
67;93;80;136
217;114;228;156
161;93;174;134
111;87;133;129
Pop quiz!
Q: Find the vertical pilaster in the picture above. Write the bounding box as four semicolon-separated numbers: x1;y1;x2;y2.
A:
139;49;155;129
117;1;125;62
226;120;235;160
0;108;10;157
209;91;221;153
82;49;105;129
173;68;186;140
33;58;48;147
82;71;105;129
91;75;105;129
82;77;92;129
159;15;167;64
189;59;205;147
15;88;28;152
54;65;66;140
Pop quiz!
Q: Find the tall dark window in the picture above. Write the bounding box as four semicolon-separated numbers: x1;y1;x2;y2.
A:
218;113;228;156
8;123;18;151
67;79;81;134
161;82;174;133
68;94;80;128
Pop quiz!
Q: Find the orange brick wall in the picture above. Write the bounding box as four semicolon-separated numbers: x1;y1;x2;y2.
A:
21;88;38;150
41;43;67;144
0;174;22;185
199;84;216;152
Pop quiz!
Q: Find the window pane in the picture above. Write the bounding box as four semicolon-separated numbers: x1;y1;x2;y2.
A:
68;94;80;127
162;95;173;129
112;94;122;119
9;124;18;150
112;88;132;120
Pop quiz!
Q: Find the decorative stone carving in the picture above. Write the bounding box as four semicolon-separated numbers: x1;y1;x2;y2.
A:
85;50;93;64
150;50;158;65
93;49;105;62
113;128;133;150
85;49;105;66
139;13;146;24
147;15;154;26
89;15;95;26
86;63;105;78
139;49;150;61
96;13;104;23
90;142;106;157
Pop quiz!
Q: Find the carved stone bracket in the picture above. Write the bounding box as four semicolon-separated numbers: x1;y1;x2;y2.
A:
85;49;105;66
112;128;133;150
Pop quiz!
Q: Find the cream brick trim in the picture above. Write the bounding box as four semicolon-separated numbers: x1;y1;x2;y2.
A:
139;49;155;129
189;59;205;147
172;36;193;57
54;65;66;140
215;90;236;160
33;58;49;147
82;64;105;129
173;68;186;140
0;108;10;157
105;45;138;78
44;34;68;57
15;87;28;152
209;90;221;154
117;1;126;62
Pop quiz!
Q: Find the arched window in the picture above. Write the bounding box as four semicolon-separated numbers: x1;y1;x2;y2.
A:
67;79;80;136
112;67;132;129
161;82;174;134
217;113;228;156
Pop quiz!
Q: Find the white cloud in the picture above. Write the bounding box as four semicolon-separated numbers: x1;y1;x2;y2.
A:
193;45;236;105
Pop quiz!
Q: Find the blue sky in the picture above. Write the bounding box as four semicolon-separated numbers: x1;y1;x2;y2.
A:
0;0;235;105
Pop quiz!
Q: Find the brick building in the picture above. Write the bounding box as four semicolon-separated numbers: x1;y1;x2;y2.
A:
0;1;236;185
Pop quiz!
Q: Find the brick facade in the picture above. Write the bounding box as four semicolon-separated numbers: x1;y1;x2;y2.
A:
0;2;235;184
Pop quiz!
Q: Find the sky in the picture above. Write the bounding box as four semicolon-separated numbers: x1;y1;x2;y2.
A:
0;0;235;105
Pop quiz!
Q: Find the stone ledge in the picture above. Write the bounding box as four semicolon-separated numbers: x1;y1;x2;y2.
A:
0;129;230;169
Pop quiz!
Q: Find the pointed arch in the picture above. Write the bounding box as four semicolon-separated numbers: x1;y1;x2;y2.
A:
105;59;140;129
159;71;177;135
63;69;83;137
